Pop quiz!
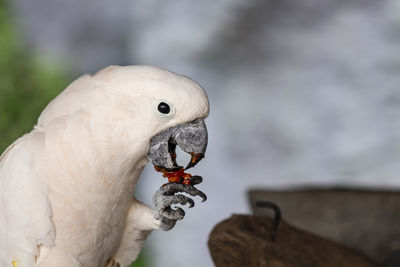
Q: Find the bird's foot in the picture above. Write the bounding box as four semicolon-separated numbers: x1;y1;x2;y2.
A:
152;181;207;231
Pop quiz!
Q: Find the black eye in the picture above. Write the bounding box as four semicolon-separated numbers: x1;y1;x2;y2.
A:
157;102;171;114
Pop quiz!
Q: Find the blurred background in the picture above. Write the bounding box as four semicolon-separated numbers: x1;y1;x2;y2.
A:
1;0;400;266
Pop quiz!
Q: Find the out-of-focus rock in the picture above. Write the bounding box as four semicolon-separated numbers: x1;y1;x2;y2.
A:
249;189;400;267
208;215;380;267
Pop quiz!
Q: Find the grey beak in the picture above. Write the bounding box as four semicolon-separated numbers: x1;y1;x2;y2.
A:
148;118;208;171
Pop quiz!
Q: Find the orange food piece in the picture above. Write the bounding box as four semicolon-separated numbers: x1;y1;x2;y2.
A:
155;166;192;185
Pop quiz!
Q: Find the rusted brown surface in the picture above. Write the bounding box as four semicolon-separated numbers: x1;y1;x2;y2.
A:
208;215;380;267
249;189;400;267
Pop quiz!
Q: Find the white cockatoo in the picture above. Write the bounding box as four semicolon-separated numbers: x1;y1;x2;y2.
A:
0;65;209;267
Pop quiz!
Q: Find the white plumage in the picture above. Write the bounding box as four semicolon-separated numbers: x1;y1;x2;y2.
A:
0;66;209;267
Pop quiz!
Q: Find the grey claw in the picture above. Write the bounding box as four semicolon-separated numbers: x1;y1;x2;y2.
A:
154;183;207;202
190;175;203;185
154;193;195;210
152;183;207;227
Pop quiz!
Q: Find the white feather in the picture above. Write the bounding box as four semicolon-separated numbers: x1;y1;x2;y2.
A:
0;132;54;267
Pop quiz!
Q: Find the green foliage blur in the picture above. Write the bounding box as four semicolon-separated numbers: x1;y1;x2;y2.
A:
129;251;150;267
0;0;68;153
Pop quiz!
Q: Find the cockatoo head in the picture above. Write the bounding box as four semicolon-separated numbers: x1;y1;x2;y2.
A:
38;65;209;171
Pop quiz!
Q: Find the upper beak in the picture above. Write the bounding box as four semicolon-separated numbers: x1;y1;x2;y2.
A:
147;118;208;171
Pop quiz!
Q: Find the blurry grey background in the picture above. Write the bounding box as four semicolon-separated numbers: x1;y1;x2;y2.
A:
9;0;400;266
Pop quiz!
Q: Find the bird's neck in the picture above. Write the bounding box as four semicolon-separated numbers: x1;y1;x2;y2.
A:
40;118;150;198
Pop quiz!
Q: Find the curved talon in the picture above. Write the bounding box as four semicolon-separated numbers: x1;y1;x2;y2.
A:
155;183;207;202
190;175;203;185
154;194;195;210
152;183;207;229
175;194;195;208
